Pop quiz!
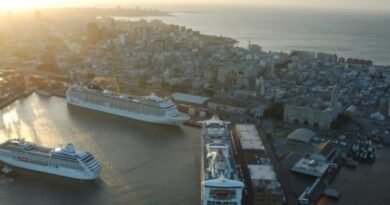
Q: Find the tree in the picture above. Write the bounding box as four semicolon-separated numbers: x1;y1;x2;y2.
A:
331;113;352;129
263;102;284;121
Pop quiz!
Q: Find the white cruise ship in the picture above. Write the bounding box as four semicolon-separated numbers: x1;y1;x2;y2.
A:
0;139;101;180
199;116;244;205
66;84;190;126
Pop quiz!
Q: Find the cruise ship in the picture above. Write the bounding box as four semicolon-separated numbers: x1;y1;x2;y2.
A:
66;84;190;125
0;139;101;180
199;116;244;205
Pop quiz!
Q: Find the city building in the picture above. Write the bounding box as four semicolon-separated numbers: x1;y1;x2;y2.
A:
286;128;317;144
255;77;266;97
171;92;209;116
235;124;284;205
317;52;338;64
249;165;284;205
311;141;338;162
171;92;209;108
291;158;330;178
291;50;316;59
370;112;385;121
283;85;342;129
207;98;248;114
217;63;256;88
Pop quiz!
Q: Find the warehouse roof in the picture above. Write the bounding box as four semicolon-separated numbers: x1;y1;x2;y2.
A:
172;92;209;105
287;128;317;143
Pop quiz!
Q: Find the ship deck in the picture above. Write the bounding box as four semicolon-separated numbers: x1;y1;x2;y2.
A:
1;140;52;154
201;129;238;181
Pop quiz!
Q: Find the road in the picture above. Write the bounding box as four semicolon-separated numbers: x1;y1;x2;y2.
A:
257;120;299;205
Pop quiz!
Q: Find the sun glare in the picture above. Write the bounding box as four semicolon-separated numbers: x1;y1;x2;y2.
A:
0;0;58;11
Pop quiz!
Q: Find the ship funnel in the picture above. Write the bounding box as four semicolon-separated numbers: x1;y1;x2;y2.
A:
64;143;76;153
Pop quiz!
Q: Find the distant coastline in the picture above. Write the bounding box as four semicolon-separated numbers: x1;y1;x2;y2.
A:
49;7;170;17
4;7;170;18
113;8;390;66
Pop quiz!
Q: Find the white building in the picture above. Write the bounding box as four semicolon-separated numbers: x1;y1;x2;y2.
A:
236;124;265;151
291;158;330;178
370;112;385;121
284;85;342;129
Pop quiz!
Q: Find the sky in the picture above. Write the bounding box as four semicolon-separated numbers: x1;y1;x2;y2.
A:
0;0;388;12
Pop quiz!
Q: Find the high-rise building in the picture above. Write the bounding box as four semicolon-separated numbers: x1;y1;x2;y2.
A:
218;63;257;88
317;52;338;64
256;77;265;97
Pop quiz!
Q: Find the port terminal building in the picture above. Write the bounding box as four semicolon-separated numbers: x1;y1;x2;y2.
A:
171;92;209;117
235;124;284;205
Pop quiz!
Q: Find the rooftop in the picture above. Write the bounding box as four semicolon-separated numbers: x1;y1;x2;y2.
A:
248;164;282;192
315;141;336;160
287;128;317;144
235;124;257;133
236;124;264;151
209;97;250;108
240;140;265;151
291;158;330;177
172;92;209;105
248;164;277;181
238;131;259;141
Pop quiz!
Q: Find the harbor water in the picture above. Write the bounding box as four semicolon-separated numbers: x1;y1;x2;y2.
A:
319;145;390;205
0;94;201;205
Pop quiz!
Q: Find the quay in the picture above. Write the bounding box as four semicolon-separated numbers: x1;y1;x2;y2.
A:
232;123;284;205
0;92;28;109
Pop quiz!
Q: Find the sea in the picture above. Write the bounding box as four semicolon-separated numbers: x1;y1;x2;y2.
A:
116;5;390;65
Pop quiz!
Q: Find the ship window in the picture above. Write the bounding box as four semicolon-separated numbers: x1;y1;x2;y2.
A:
82;154;94;163
209;189;236;200
84;157;94;163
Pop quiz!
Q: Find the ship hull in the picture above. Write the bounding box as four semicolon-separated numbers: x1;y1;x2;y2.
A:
0;156;98;180
67;97;187;126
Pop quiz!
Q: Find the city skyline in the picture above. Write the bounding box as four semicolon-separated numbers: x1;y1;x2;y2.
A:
0;0;389;13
